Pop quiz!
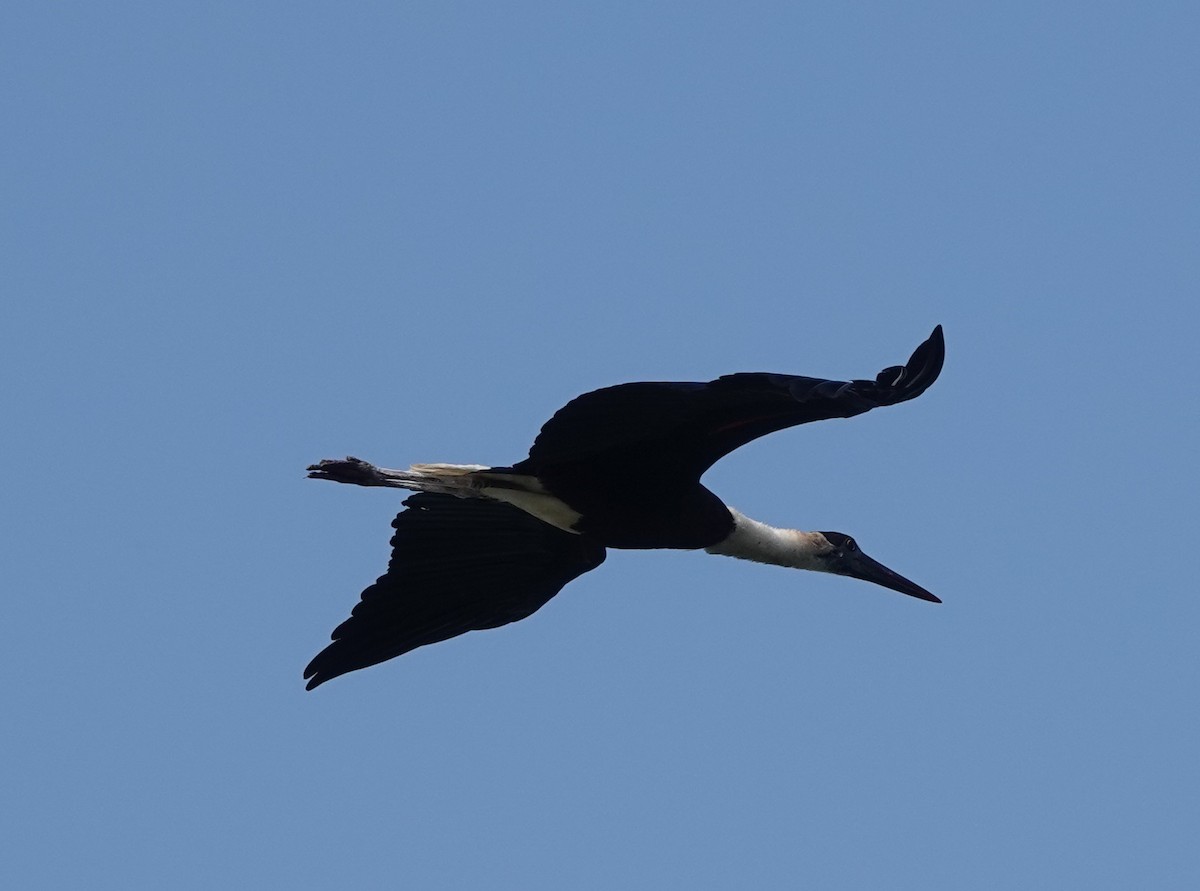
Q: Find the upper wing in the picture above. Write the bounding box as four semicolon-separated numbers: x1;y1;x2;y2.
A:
516;325;944;478
304;493;606;689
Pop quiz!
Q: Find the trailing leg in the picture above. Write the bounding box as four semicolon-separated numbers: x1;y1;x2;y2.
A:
306;457;488;494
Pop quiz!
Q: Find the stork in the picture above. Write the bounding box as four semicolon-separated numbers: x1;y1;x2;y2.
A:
304;326;944;689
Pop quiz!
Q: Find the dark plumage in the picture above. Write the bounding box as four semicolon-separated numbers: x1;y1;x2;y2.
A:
303;493;604;689
305;326;944;689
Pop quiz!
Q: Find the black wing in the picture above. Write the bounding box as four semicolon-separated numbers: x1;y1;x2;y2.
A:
515;325;944;479
304;493;606;689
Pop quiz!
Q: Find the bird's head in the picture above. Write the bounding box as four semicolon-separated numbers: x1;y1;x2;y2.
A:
812;531;940;603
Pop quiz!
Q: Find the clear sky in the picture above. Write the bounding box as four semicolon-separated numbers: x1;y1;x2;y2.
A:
3;2;1197;888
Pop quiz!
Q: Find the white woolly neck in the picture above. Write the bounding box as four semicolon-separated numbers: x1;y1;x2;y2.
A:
704;508;828;570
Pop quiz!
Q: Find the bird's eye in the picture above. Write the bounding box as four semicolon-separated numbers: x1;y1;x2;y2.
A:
845;539;858;552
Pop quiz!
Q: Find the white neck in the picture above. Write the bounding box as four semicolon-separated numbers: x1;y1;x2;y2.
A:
705;508;827;570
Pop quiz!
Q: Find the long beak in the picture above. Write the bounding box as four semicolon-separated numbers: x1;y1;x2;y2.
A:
842;550;941;603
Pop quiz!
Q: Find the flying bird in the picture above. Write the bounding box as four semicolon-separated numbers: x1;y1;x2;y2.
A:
304;325;945;689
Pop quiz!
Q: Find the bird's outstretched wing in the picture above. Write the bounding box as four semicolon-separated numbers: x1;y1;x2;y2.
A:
515;325;943;479
304;493;606;689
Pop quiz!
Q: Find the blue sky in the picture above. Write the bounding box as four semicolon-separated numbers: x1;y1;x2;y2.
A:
3;2;1197;887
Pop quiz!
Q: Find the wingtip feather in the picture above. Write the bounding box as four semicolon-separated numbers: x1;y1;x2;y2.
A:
903;324;945;395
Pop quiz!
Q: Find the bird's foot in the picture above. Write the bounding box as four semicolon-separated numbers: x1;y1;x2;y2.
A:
306;456;386;486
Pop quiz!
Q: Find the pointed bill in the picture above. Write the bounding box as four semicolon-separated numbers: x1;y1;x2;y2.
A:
841;549;941;603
